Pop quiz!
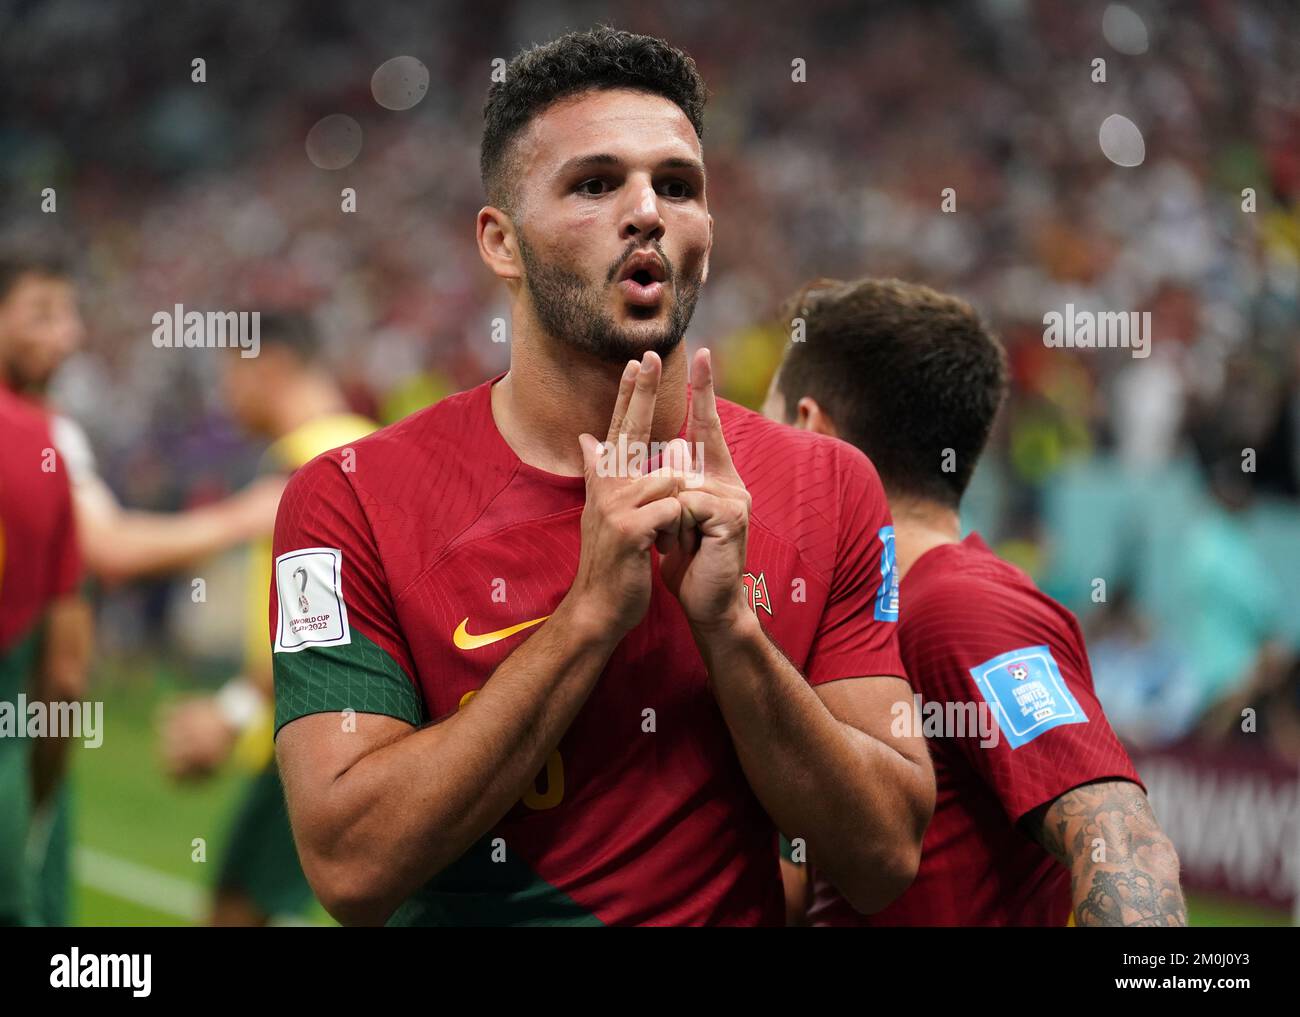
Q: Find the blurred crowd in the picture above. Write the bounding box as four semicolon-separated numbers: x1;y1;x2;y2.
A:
1;0;1298;754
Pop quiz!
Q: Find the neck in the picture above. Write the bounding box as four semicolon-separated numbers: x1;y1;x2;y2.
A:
492;312;689;476
889;495;962;581
268;372;347;438
0;365;45;401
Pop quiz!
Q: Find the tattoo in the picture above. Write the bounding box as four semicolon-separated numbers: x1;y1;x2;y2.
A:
1027;779;1187;927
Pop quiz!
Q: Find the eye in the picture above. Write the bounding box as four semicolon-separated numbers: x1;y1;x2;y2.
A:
576;178;611;196
658;179;694;199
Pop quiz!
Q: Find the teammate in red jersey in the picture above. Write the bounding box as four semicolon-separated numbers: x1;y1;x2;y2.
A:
271;28;933;926
0;388;88;925
764;277;1186;926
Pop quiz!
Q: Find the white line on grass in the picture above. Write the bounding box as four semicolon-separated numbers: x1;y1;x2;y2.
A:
74;846;327;925
75;846;205;921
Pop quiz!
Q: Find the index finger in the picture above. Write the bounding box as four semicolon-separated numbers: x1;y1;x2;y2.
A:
604;359;641;444
619;350;662;448
686;348;734;471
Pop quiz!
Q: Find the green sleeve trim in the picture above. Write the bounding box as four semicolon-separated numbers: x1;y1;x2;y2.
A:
273;627;425;734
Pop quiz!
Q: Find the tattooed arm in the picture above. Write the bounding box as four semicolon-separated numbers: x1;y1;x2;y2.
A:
1024;779;1187;927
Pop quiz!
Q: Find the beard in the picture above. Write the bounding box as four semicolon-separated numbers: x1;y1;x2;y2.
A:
518;234;703;364
0;351;51;396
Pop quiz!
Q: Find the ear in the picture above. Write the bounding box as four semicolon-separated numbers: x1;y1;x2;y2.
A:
795;396;839;438
477;206;522;282
700;213;714;286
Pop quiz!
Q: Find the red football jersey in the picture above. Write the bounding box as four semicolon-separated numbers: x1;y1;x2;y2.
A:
0;389;80;655
810;532;1142;926
270;374;904;925
0;388;81;921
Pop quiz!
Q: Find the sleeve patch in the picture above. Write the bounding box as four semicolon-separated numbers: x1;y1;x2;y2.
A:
873;525;899;622
274;547;351;653
970;645;1087;749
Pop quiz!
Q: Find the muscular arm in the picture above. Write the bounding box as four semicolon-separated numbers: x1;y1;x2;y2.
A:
699;618;934;914
1025;779;1187;927
277;357;687;926
30;594;93;807
73;473;283;584
276;596;621;926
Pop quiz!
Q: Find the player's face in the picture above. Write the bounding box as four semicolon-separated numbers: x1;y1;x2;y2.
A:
221;356;273;435
0;274;85;392
510;88;713;363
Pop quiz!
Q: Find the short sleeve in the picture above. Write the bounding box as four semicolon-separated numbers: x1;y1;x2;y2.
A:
803;443;906;686
904;587;1142;822
270;453;426;735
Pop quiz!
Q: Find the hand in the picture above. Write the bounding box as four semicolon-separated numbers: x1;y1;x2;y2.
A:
660;348;752;635
158;696;237;780
567;352;687;639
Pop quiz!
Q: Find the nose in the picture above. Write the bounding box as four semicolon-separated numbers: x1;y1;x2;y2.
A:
620;176;663;243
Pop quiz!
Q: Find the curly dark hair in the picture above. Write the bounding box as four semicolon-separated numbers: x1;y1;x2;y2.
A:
775;277;1009;509
481;26;707;212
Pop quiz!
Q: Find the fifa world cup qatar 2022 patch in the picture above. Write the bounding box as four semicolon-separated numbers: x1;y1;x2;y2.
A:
969;645;1087;749
274;547;351;652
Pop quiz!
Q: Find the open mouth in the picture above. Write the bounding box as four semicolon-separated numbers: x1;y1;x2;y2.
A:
617;254;668;308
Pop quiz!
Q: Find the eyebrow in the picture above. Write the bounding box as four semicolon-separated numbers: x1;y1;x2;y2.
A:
555;153;706;180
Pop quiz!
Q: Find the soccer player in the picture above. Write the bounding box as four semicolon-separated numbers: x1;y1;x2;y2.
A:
0;387;88;925
0;254;284;585
763;277;1186;926
159;311;376;925
0;252;282;925
271;27;933;926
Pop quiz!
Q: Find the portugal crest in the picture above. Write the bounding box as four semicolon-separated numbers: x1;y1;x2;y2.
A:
743;571;773;617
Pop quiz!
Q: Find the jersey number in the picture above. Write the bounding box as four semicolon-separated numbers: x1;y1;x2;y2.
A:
458;689;564;810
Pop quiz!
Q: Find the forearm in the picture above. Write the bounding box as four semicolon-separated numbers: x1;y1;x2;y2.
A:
1068;820;1186;927
297;595;620;922
1070;848;1186;927
1033;780;1187;927
30;598;92;807
81;505;245;582
696;613;929;912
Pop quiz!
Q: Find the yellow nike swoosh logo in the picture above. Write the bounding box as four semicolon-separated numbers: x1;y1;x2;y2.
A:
453;615;550;650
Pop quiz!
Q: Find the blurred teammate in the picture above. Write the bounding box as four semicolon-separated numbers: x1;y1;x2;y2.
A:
159;311;375;925
271;28;932;926
764;277;1186;926
0;255;284;585
0;388;89;925
0;252;279;925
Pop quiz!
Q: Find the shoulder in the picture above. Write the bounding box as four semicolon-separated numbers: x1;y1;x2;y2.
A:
901;538;1088;672
269;413;377;471
293;381;505;489
720;400;887;574
279;381;518;568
